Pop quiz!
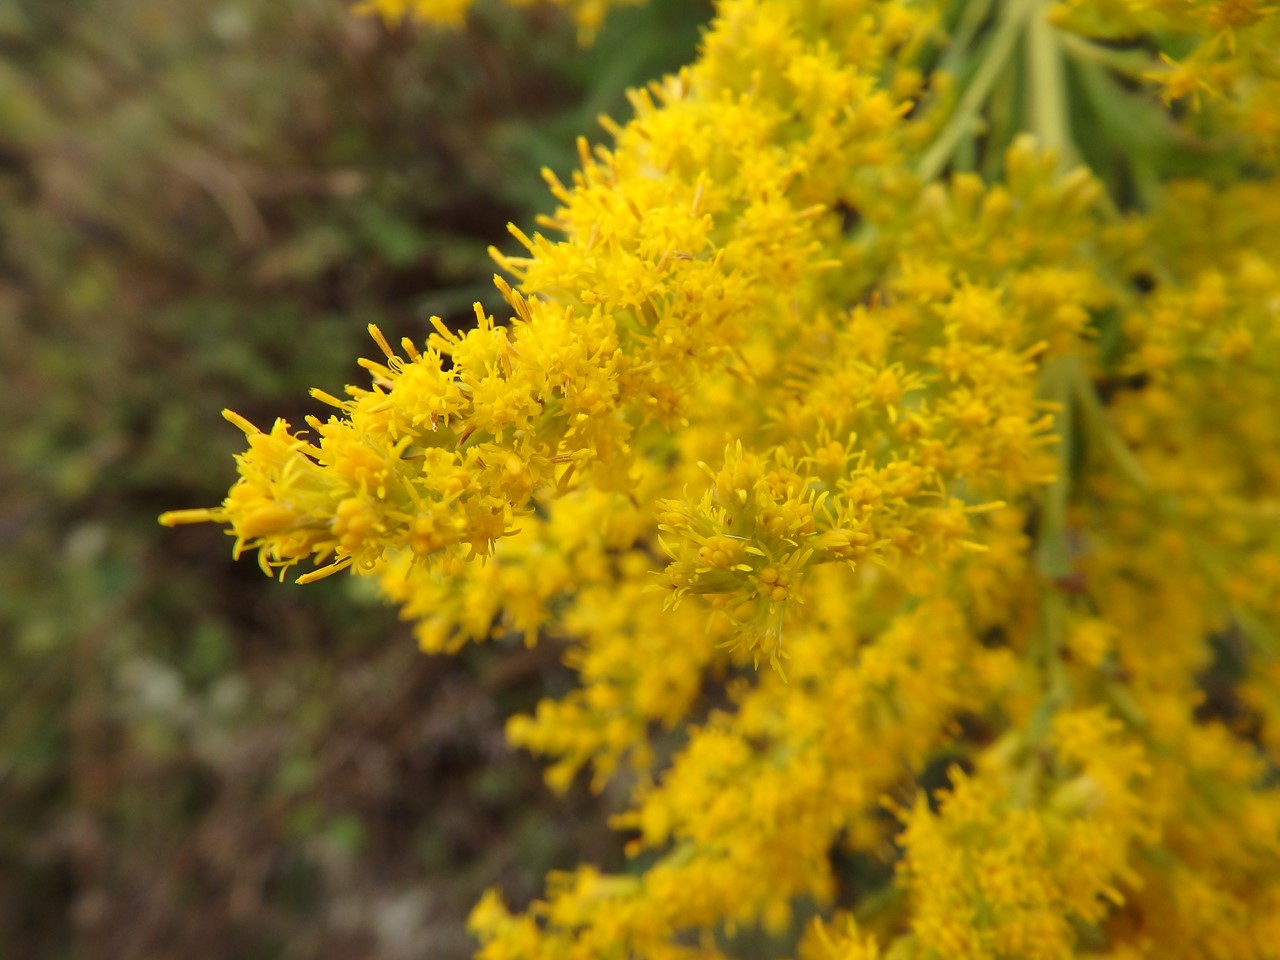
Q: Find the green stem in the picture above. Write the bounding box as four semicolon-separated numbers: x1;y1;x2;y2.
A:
1029;592;1072;743
1028;358;1077;742
939;0;998;78
1056;30;1155;80
917;0;1036;181
1025;0;1072;162
1035;357;1076;581
1067;360;1152;493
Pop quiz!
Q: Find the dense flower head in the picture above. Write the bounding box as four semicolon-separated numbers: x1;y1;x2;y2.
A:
163;0;1280;955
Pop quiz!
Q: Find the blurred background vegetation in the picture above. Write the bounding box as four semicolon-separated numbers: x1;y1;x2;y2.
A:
0;1;708;956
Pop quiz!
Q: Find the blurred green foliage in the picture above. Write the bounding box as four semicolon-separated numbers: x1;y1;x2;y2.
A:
0;0;707;956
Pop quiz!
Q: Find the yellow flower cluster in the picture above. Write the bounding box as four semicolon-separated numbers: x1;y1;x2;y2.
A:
896;710;1154;959
163;0;1280;956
